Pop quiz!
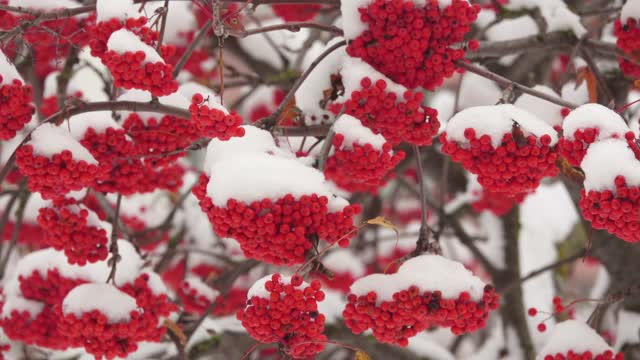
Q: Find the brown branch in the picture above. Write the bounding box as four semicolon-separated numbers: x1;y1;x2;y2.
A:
0;4;95;19
156;0;170;52
172;19;213;77
233;22;343;38
456;60;579;109
106;194;122;284
468;31;577;59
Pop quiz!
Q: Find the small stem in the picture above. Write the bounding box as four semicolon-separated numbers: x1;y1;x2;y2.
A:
106;194;122;284
172;19;213;77
156;0;170;52
0;184;29;280
233;22;343;38
317;129;335;171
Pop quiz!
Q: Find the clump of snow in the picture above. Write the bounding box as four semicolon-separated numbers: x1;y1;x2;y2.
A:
113;193;174;229
107;29;163;63
562;103;630;140
140;270;169;296
536;320;613;359
339;56;407;100
561;81;589;105
458;70;501;109
296;38;346;125
376;222;420;258
317;289;345;324
96;0;137;22
247;274;298;300
145;2;196;46
203;126;291;174
582;139;640;191
0;49;23;83
622;0;640;22
614;309;640;349
179;82;222;108
62;283;139;323
323;249;365;277
184;276;219;302
8;0;82;11
207;152;349;212
67;111;121;140
514;85;564;128
445;104;558;148
1;296;43;318
485;16;538;65
430;90;455;134
503;0;586;37
333;114;387;150
350;254;487;303
407;333;455;360
28;124;98;164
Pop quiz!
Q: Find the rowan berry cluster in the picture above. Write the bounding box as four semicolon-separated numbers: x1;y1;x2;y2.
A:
37;204;109;265
0;77;35;141
102;50;178;96
89;17;158;60
580;175;640;243
189;94;246;139
315;271;357;293
441;129;558;195
343;285;499;346
272;4;322;21
40;91;83;118
336;77;440;146
237;274;327;359
559;129;634;167
470;189;525;216
541;351;624;360
347;0;480;90
614;18;640;77
197;192;361;265
16;146;109;200
119;273;178;319
324;133;405;193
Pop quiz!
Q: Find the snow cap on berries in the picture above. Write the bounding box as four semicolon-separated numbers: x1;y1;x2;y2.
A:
514;85;564;128
62;283;139;323
562;104;631;142
0;48;22;83
322;249;366;278
107;29;163;63
339;56;407;100
117;89;190;122
445;104;558;148
536;320;622;360
582;139;640;192
333;114;387;150
66;111;122;140
27;123;98;164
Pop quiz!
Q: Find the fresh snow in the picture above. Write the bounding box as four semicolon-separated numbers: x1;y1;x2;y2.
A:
67;111;121;140
0;295;43;319
107;29;164;63
28;124;98;164
178;82;224;112
207;152;349;212
117;89;190;122
536;320;613;359
62;283;139;323
350;254;487;303
582;139;640;191
622;0;640;22
0;49;23;83
514;85;564;128
339;56;407;100
458;70;501;109
561;81;589;105
247;274;297;300
445;104;558;148
333;114;387;150
562;103;630;140
503;0;586;37
184;276;219;302
322;249;366;277
96;0;137;22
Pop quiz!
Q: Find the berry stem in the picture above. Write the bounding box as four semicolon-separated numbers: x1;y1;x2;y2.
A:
106;193;122;284
0;181;28;280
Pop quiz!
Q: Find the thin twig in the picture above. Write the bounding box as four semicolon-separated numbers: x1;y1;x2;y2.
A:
233;22;343;38
106;194;122;284
156;0;170;52
172;19;213;77
0;183;28;280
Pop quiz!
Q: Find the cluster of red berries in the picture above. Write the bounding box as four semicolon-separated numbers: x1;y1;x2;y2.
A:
580;175;640;243
272;4;322;21
119;273;178;319
540;351;624;360
559;129;634;167
196;186;361;265
18;269;86;311
344;285;499;346
40;91;83;118
324;133;405;192
470;189;526;216
89;17;158;60
614;18;640;77
123;113;200;166
347;0;480;90
314;271;357;293
37;204;109;265
58;305;163;359
441;129;559;195
335;77;440;145
0;77;35;140
237;274;327;359
16;146;109;200
102;50;178;96
189;94;245;139
178;278;217;315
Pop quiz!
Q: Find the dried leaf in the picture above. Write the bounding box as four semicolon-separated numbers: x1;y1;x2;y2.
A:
164;319;187;345
576;67;598;104
278;97;298;124
556;157;585;184
354;350;371;360
635;79;640;89
367;216;399;235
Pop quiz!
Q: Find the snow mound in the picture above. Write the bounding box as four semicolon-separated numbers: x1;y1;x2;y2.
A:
247;274;300;300
1;296;43;318
458;69;501;109
536;320;613;359
503;0;586;37
561;81;589;105
28;124;98;164
445;104;558;148
184;276;219;301
339;56;407;100
117;89;190;122
67;111;121;139
96;0;137;22
582;139;640;191
562;103;630;140
333;114;386;150
179;82;222;109
350;254;487;303
62;283;139;323
514;85;564;128
323;249;365;277
107;29;163;63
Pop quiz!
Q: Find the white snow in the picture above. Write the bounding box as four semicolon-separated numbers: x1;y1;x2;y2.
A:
458;70;501;109
562;103;630;140
107;29;163;63
317;289;345;324
0;49;22;83
178;82;222;110
28;123;98;164
582;139;640;191
514;85;564;128
68;67;111;103
445;104;558;148
0;296;43;319
207;152;349;212
485;16;538;66
407;333;455;360
537;320;613;359
141;269;170;296
247;274;299;300
67;111;121;140
503;0;586;37
430;90;455;135
96;0;137;22
322;249;366;277
614;309;640;350
333;114;387;150
339;56;407;100
183;276;219;302
238;18;310;69
350;254;487;303
561;81;589;106
8;0;82;12
62;283;139;323
622;0;640;22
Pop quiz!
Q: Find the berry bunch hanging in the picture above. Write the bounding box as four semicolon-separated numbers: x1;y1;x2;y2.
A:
237;274;327;359
343;0;480;90
189;93;245;140
614;4;640;78
537;320;624;360
89;16;158;60
0;71;35;141
441;104;559;196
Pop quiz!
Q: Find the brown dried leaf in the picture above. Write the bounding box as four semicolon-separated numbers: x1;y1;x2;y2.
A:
164;319;187;345
556;157;585;184
354;350;371;360
576;67;598;104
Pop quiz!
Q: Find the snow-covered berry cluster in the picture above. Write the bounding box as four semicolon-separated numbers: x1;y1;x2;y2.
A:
16;124;109;200
537;320;624;360
189;93;245;139
441;105;559;196
325;115;405;193
89;17;158;60
237;274;327;359
343;0;480;90
37;203;109;265
272;4;322;21
343;255;499;345
0;74;35;141
558;104;634;167
332;58;440;146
